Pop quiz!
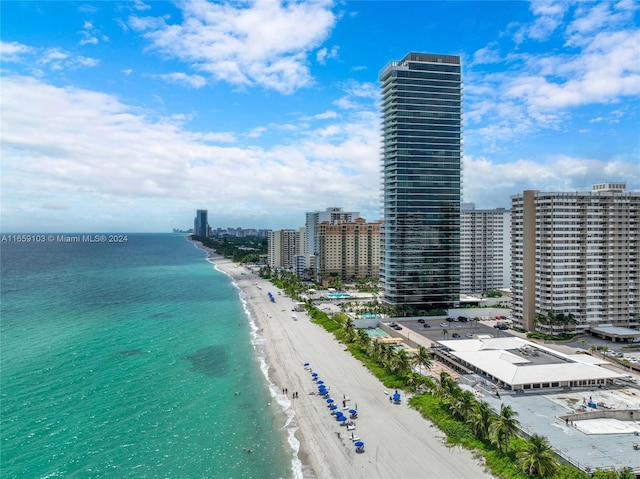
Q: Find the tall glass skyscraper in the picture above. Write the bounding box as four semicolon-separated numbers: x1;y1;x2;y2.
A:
380;52;462;310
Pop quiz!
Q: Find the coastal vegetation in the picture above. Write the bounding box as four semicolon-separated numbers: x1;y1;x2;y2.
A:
192;235;267;264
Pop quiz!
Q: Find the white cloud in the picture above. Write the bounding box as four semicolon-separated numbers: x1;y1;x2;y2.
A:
465;2;639;151
462;153;640;208
472;43;501;65
0;41;33;62
78;18;106;46
513;1;568;43
1;41;100;72
157;72;207;88
133;0;151;11
316;45;338;64
129;0;337;94
0;76;381;231
313;110;338;120
246;126;267;138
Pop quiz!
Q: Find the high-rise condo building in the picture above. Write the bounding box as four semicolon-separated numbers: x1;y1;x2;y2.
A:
380;52;462;310
460;203;511;295
511;183;640;333
305;207;360;257
194;209;209;238
268;229;300;271
303;207;360;279
315;218;382;281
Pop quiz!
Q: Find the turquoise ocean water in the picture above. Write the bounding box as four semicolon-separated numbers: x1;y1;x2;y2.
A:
1;234;296;478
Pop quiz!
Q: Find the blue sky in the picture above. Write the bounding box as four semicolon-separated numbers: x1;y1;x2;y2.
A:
1;0;638;232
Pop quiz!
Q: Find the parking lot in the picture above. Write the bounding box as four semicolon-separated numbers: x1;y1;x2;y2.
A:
390;316;514;342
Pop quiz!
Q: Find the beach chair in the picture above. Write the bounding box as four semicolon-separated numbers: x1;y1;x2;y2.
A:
350;433;361;441
346;424;356;431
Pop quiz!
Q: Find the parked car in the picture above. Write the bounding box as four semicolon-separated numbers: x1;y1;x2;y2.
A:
465;333;474;338
440;323;448;328
394;325;403;331
446;317;454;322
417;318;425;323
423;323;431;328
452;333;461;338
389;322;398;328
457;316;467;322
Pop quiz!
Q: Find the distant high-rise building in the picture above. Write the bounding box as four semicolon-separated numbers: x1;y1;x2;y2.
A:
194;209;209;238
460;203;511;295
380;52;462;310
511;182;640;333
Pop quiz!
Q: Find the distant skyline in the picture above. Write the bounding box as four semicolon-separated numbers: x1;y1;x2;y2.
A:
1;1;638;233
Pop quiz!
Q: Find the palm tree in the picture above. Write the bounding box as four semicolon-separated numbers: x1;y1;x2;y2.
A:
434;371;458;399
489;404;520;453
394;349;411;375
450;390;475;421
343;318;356;343
516;434;557;477
533;313;547;334
468;401;496;441
357;329;370;348
411;346;432;375
546;310;557;336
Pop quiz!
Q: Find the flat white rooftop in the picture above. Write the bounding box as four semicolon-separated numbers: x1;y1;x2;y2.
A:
440;337;625;388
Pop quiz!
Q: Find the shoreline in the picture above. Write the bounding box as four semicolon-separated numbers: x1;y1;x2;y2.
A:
192;239;494;479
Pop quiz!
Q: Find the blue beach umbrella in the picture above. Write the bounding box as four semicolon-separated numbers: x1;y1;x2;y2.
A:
311;372;318;377
326;398;334;404
304;362;310;367
349;409;357;415
316;380;323;384
354;441;364;447
393;393;400;401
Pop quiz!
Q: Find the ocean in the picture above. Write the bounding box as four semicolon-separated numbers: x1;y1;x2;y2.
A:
0;234;296;478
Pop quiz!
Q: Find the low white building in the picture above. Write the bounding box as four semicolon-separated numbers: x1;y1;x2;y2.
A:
438;337;624;391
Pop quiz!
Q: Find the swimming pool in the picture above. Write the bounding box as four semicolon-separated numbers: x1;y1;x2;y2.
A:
326;293;351;299
364;328;390;338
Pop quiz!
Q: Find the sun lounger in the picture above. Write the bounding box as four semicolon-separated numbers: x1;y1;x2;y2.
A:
350;434;361;441
346;424;356;431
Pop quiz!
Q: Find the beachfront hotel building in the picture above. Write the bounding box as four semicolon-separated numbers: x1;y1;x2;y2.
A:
194;209;209;238
460;203;511;295
268;229;300;271
301;207;360;279
315;218;383;282
305;208;360;258
380;52;462;310
511;182;640;333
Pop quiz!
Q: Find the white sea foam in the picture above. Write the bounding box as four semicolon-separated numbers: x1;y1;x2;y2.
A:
201;252;303;478
238;275;303;479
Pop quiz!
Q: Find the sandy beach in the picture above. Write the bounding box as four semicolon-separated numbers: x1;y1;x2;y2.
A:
202;246;493;478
